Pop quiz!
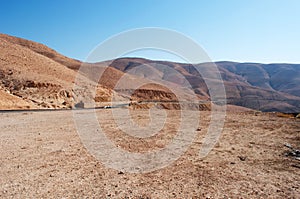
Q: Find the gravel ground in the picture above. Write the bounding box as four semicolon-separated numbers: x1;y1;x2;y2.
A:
0;109;299;198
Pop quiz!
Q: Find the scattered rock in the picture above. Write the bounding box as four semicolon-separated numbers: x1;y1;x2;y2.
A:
8;69;13;75
291;164;300;169
284;143;300;160
238;156;247;161
75;101;84;109
25;80;36;88
284;143;292;149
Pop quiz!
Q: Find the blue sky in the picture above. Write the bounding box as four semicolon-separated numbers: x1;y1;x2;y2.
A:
1;0;300;63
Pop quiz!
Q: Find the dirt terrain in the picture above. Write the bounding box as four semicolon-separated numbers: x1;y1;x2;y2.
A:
0;109;299;198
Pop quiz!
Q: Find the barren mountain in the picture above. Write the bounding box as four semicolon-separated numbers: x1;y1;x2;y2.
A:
0;33;113;109
105;58;300;112
0;33;205;110
0;33;299;112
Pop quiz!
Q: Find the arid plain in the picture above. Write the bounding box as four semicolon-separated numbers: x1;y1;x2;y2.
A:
0;109;299;198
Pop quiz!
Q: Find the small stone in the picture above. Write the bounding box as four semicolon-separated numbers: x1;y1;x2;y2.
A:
238;156;247;161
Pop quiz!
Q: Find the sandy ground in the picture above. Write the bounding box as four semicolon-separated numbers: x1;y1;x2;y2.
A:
0;109;299;198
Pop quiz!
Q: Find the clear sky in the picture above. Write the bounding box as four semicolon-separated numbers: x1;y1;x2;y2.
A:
1;0;300;63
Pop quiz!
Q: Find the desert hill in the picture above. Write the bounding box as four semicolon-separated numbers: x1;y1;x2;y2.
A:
0;33;299;112
0;33;114;109
104;58;300;112
0;33;205;110
0;33;81;70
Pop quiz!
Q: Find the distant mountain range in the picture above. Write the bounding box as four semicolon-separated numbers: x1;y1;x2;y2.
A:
0;33;299;112
97;58;300;112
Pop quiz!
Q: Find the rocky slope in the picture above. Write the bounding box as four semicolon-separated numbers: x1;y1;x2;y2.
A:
105;58;300;112
0;33;113;109
0;33;299;112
